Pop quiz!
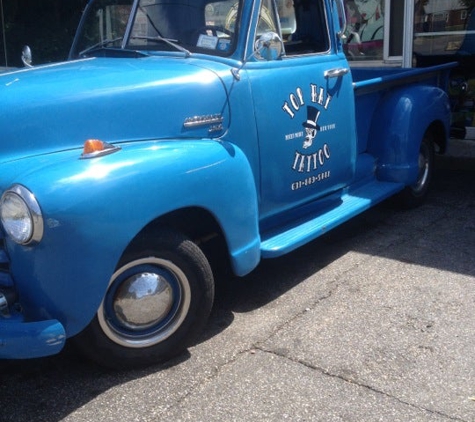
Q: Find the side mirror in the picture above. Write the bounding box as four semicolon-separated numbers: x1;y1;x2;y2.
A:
254;32;283;61
21;46;33;67
231;31;283;80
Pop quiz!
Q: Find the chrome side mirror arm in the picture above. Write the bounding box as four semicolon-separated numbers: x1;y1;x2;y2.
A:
21;45;33;68
232;31;283;81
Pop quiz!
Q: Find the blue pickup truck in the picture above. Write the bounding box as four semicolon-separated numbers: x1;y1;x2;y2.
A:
0;0;454;368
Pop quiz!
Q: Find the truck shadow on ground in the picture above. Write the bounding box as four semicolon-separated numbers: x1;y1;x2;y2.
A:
209;155;474;318
0;156;473;422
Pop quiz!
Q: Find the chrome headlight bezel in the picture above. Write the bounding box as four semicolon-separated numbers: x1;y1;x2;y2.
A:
0;185;44;245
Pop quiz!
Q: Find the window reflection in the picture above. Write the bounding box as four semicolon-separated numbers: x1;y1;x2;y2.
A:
343;0;384;60
414;0;475;57
414;2;475;140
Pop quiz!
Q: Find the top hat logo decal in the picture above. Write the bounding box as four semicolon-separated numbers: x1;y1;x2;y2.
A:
302;106;321;149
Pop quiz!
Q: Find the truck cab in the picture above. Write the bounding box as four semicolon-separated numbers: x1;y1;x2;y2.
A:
70;0;360;241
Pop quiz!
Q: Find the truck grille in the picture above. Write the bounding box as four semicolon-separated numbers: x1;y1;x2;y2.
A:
0;228;17;316
0;228;13;288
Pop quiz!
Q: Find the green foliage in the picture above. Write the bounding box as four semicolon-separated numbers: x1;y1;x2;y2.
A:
0;0;88;67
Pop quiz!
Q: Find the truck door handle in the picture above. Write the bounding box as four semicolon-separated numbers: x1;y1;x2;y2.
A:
324;68;349;78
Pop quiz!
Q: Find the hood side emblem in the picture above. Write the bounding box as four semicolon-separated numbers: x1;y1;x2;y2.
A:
183;114;223;128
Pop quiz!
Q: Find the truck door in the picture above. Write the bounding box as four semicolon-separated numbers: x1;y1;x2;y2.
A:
247;0;356;222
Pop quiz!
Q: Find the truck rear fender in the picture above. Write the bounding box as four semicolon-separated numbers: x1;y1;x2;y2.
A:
366;85;450;184
5;139;260;336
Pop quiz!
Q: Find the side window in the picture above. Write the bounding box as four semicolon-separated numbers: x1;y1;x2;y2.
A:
278;0;297;37
256;0;279;36
278;0;330;56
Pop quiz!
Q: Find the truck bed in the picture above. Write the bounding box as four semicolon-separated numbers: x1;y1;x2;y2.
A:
351;63;456;155
351;63;456;89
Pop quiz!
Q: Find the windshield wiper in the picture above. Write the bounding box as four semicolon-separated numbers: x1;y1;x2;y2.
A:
79;37;124;57
130;35;191;57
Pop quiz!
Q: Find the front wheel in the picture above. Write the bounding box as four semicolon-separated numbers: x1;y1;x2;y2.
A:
74;230;214;369
396;131;435;208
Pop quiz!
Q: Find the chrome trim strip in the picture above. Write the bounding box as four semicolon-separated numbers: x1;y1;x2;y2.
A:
0;293;9;317
80;145;122;160
183;114;224;128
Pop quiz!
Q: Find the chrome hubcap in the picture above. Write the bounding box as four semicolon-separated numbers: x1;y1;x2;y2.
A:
412;143;430;194
113;272;174;331
99;257;191;348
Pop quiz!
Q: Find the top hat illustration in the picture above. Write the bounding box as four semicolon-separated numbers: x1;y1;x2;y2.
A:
302;106;321;130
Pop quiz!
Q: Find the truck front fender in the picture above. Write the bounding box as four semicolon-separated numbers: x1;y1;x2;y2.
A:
4;139;260;336
367;85;450;185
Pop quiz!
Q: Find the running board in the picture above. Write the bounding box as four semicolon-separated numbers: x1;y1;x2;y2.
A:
260;180;404;258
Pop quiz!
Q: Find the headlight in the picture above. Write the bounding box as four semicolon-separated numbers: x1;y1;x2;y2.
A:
0;185;43;245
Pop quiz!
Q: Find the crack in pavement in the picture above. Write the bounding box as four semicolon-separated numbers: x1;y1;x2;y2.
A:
255;347;469;422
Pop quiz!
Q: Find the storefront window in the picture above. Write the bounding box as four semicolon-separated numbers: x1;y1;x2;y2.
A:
413;1;475;139
413;0;475;58
343;0;384;61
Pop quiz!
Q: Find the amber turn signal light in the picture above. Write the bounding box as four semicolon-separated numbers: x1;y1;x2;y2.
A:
83;139;106;154
81;139;121;159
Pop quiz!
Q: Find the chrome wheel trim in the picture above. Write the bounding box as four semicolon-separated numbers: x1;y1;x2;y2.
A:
98;257;192;348
412;142;430;194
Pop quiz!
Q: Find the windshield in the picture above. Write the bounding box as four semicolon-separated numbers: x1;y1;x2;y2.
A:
71;0;242;58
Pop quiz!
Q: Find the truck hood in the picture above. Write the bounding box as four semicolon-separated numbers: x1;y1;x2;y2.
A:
0;57;230;163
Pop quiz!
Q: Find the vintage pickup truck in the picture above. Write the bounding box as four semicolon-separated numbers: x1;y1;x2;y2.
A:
0;0;454;368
